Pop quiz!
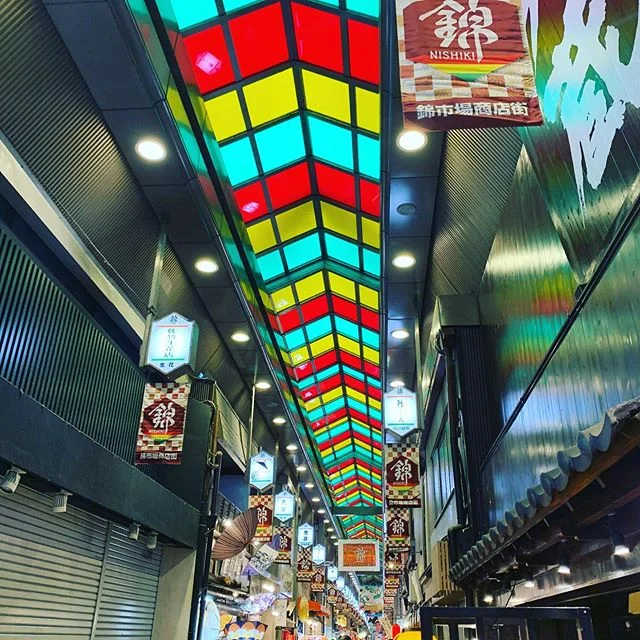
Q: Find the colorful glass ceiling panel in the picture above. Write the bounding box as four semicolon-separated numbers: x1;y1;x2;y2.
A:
160;0;383;537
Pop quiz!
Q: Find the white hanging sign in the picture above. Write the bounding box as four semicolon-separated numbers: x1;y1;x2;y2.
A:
298;523;315;548
144;312;199;376
383;386;418;437
312;544;326;565
327;565;338;582
336;576;345;590
249;451;275;491
273;489;295;522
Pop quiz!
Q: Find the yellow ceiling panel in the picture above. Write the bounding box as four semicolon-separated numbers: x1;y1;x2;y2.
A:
295;271;325;301
279;348;292;365
358;284;378;310
320;386;343;404
204;90;246;141
310;334;335;357
338;335;361;357
247;219;277;253
243;69;298;127
328;272;356;301
290;345;310;364
302;70;350;124
355;87;380;133
362;345;379;363
271;285;295;311
361;217;380;248
305;396;322;412
276;201;316;242
369;397;382;411
346;387;366;404
321;202;357;240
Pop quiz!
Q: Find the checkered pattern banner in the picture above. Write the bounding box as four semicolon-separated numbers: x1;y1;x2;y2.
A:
249;495;274;542
135;382;190;464
311;568;325;593
297;547;313;582
386;508;411;551
273;526;293;565
396;0;541;129
385;443;421;507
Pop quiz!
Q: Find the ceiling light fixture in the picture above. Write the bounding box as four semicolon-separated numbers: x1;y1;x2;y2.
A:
146;531;158;550
391;329;410;340
296;465;306;472
231;331;250;343
390;379;405;389
286;444;298;452
305;482;314;489
613;531;630;557
324;519;330;524
318;509;326;514
392;253;416;269
255;381;271;390
311;497;320;503
396;203;417;216
397;129;428;152
135;137;167;161
195;258;219;274
327;528;334;532
272;416;286;425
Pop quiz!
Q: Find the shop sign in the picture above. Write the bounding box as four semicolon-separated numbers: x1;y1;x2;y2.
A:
310;569;325;592
312;543;326;565
298;523;315;548
383;387;418;438
249;451;275;491
249;495;273;542
135;382;191;464
385;444;421;507
144;312;198;376
274;488;295;522
386;509;411;551
338;539;380;572
396;0;542;130
327;565;338;582
273;526;293;565
297;547;314;582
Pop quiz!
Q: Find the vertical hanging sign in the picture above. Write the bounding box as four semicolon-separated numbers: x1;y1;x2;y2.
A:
273;488;296;523
297;523;315;548
396;0;542;129
311;568;325;593
273;526;293;564
297;547;314;582
143;312;198;377
135;382;191;464
386;509;411;552
249;451;275;491
249;495;274;542
385;443;421;507
383;386;418;438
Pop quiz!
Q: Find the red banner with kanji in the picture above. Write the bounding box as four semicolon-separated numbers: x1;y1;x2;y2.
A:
297;547;314;582
397;0;541;129
273;526;293;565
135;382;190;464
249;495;273;542
385;444;421;507
386;509;411;552
311;569;325;593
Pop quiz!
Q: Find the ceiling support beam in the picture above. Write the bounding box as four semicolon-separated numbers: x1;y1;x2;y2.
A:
333;506;383;516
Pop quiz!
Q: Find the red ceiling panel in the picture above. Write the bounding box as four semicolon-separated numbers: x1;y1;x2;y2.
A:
266;162;312;209
183;26;236;93
292;3;343;73
348;20;379;84
234;181;269;222
316;162;356;208
359;178;381;216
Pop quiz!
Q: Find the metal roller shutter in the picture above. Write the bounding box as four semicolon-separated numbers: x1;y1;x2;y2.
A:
94;524;162;639
0;485;107;639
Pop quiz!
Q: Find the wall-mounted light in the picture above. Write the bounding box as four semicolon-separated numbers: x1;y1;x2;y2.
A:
52;490;72;514
128;522;141;541
146;531;158;550
0;467;25;494
557;543;571;575
613;531;630;557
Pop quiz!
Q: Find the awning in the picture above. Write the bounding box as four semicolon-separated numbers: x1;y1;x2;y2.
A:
308;600;330;617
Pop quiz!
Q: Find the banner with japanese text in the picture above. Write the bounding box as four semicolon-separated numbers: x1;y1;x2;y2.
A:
297;547;314;582
249;495;273;542
385;444;421;507
311;569;325;592
396;0;542;129
327;585;339;604
386;509;411;552
273;526;292;565
135;382;190;464
385;548;407;575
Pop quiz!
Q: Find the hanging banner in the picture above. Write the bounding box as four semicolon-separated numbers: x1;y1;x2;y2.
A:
273;527;292;565
360;584;384;613
311;569;325;593
383;387;418;438
249;451;276;491
386;509;411;552
297;547;314;582
143;312;198;376
312;544;326;565
327;585;339;604
338;539;380;572
396;0;542;130
327;565;338;582
135;382;191;464
273;489;295;523
249;495;274;542
385;549;406;575
278;565;294;599
298;523;315;548
247;543;279;577
385;444;421;507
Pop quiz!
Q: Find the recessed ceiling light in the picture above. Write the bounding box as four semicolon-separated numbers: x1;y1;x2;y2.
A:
135;137;167;161
311;497;320;503
331;535;337;540
390;379;405;389
255;381;271;390
296;465;306;472
324;519;330;524
391;329;410;340
318;509;326;514
286;444;298;452
333;541;339;546
396;203;417;216
273;416;286;425
397;129;428;152
305;482;314;489
327;528;334;532
392;253;416;269
231;331;250;343
195;258;219;274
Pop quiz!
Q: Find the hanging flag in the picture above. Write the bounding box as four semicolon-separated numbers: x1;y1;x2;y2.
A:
327;585;339;604
273;527;293;565
338;539;380;572
297;523;315;548
396;0;542;130
386;509;411;552
249;451;276;491
249;495;274;542
135;382;191;464
383;387;418;438
311;569;325;593
385;444;421;507
273;488;295;523
297;547;314;582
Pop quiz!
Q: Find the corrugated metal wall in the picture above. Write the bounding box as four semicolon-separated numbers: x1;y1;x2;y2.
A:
0;0;159;312
0;225;145;460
